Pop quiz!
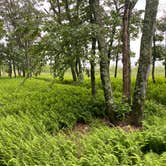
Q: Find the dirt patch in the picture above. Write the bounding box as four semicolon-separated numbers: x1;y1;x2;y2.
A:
117;124;142;132
73;123;90;134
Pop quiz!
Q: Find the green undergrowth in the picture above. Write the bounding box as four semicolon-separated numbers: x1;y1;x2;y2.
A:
0;76;166;165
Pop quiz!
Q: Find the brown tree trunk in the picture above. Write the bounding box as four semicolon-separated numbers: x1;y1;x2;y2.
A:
152;35;156;83
92;0;116;123
13;60;17;78
17;66;21;77
152;57;156;83
8;61;12;78
114;53;119;78
90;38;96;98
71;63;77;81
57;0;61;24
122;0;131;104
130;0;159;127
22;67;26;77
122;0;138;104
75;59;79;77
89;0;96;98
78;58;83;81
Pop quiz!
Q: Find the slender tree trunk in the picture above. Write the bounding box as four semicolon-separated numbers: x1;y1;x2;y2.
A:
122;0;132;104
17;66;21;77
114;53;119;78
130;0;159;127
8;61;12;78
22;67;26;77
90;38;96;98
71;63;77;81
152;57;156;83
89;0;97;98
92;0;116;123
13;60;17;78
57;0;61;24
122;0;138;104
78;58;83;81
152;36;156;83
75;59;79;77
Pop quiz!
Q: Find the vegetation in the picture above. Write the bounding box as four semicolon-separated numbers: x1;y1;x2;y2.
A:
0;0;166;165
0;74;165;165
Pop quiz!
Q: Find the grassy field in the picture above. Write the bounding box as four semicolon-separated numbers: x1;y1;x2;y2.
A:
0;72;166;165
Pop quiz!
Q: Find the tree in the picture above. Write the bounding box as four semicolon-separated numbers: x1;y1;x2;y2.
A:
93;0;116;123
89;0;97;98
130;0;159;126
122;0;138;104
0;0;44;78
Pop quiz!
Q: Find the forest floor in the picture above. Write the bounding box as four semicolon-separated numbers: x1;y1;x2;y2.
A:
0;71;166;165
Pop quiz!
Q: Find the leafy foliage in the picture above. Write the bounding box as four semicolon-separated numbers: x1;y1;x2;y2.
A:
0;76;165;165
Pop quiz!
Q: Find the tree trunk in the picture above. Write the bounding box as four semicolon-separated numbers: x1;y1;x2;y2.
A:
152;35;156;83
13;60;17;78
78;58;83;81
122;0;138;104
152;57;156;83
57;0;62;24
114;53;119;78
90;38;96;98
8;61;12;78
17;66;21;77
130;0;159;127
75;59;79;77
22;67;26;77
92;0;116;123
89;0;97;98
71;63;77;81
122;0;132;104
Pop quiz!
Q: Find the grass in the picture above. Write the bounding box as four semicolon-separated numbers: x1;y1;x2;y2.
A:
0;72;166;165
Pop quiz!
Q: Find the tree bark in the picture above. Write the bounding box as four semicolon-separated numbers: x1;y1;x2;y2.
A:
22;67;26;77
114;52;119;78
130;0;159;126
78;58;83;81
152;35;156;83
71;63;77;81
89;0;96;98
12;60;17;78
90;38;96;98
92;0;116;123
8;60;12;78
122;0;138;104
152;57;156;83
17;66;21;77
122;0;132;104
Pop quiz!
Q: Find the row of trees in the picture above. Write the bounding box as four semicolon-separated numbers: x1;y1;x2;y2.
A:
0;0;165;126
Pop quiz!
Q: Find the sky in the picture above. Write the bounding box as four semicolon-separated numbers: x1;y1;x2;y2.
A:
130;0;166;66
